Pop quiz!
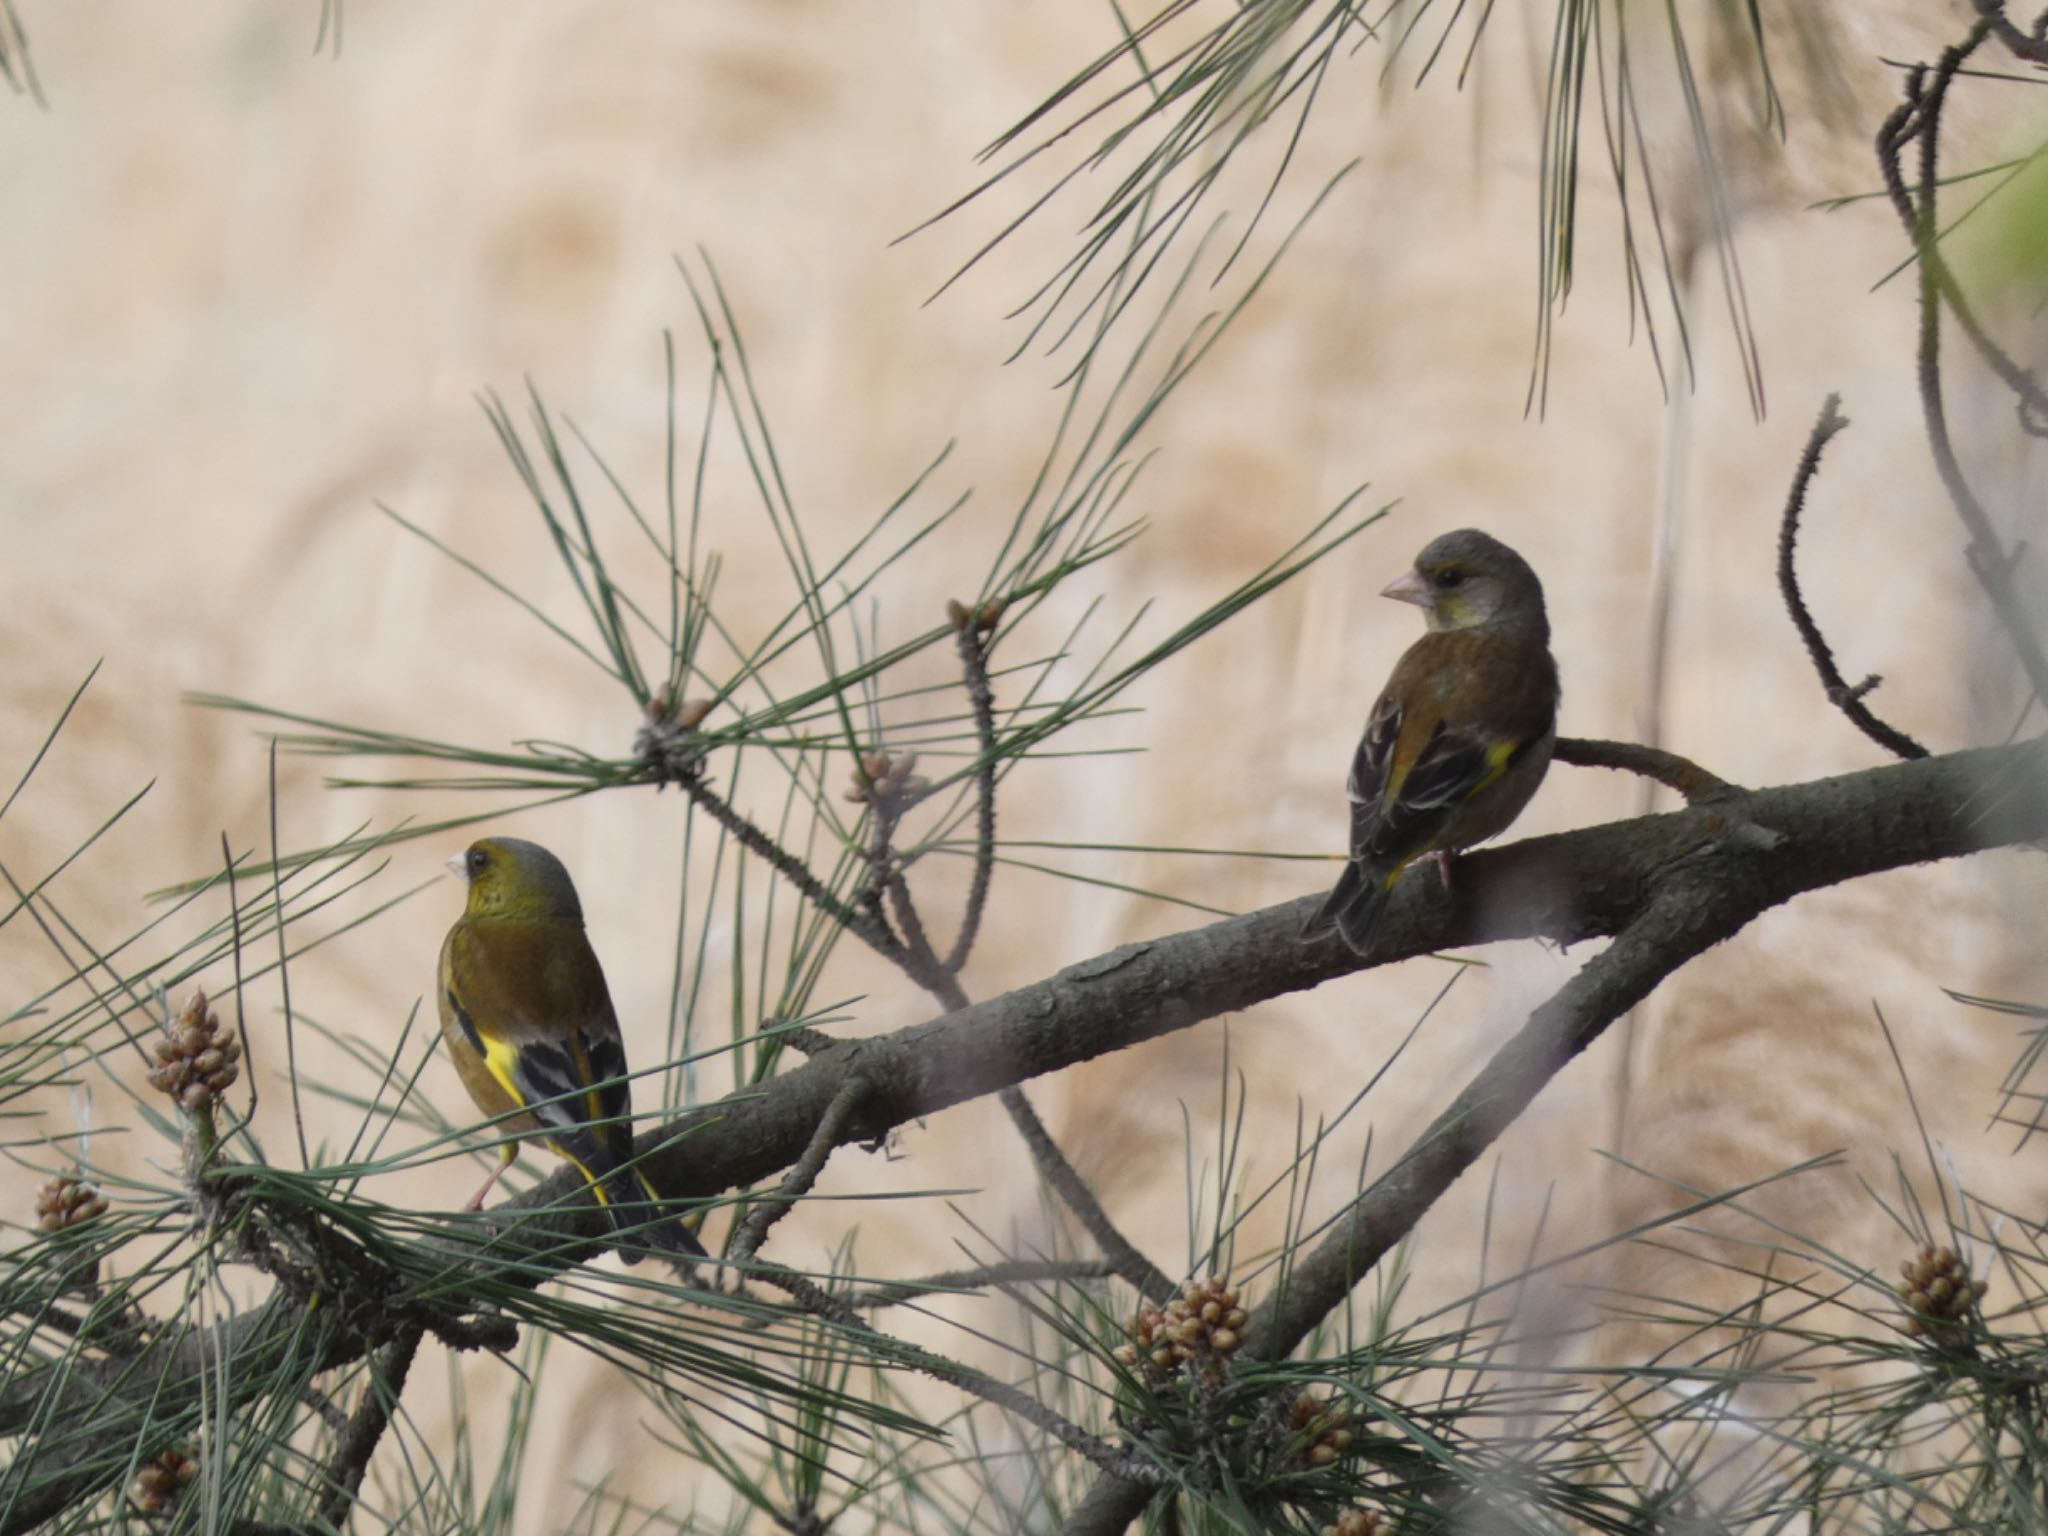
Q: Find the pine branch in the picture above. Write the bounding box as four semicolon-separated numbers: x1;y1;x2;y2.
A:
5;738;2045;1529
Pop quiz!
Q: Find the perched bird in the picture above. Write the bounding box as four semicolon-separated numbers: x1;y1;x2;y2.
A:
1304;528;1561;956
437;836;706;1262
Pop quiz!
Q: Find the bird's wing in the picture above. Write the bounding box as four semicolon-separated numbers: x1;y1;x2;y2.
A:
1348;631;1556;871
442;921;633;1164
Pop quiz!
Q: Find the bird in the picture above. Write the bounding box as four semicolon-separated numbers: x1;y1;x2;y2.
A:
437;835;707;1262
1304;528;1561;956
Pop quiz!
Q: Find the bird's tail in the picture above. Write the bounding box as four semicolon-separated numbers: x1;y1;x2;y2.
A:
1302;860;1394;957
596;1164;710;1265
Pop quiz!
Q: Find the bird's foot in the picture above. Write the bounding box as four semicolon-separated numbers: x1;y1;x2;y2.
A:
462;1161;513;1213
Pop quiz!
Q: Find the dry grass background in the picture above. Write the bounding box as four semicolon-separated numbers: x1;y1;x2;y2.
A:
4;1;2048;1526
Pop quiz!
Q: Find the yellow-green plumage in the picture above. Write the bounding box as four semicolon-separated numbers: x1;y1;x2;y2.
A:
1305;529;1560;956
436;836;705;1262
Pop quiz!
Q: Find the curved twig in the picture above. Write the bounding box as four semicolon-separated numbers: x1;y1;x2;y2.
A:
945;610;1002;975
1553;737;1740;802
311;1326;422;1534
844;1257;1121;1311
675;771;896;951
999;1085;1177;1305
1771;394;1930;760
1876;24;2048;711
729;1077;867;1265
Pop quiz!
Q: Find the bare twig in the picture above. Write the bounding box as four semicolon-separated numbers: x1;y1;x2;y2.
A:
674;770;894;949
730;1077;868;1264
859;793;900;942
944;602;1003;975
1876;23;2048;710
1553;737;1741;802
1972;1;2048;67
311;1326;422;1533
749;1261;1164;1486
854;715;1177;1308
1000;1086;1177;1305
1771;395;1931;760
844;1257;1121;1311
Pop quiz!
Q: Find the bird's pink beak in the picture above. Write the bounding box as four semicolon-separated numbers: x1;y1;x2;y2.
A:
445;851;469;879
1380;567;1431;607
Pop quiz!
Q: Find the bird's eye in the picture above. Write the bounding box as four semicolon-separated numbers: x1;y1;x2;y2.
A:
466;849;489;876
1436;566;1466;588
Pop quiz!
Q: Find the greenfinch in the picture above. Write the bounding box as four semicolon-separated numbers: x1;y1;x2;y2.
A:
437;836;706;1261
1304;528;1561;956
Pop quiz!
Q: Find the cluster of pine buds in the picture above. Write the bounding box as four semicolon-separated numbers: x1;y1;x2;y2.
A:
945;595;1007;636
1289;1390;1355;1467
1113;1277;1247;1377
129;1447;197;1516
1322;1508;1387;1536
845;750;928;810
34;1175;107;1233
145;988;241;1114
1898;1243;1987;1335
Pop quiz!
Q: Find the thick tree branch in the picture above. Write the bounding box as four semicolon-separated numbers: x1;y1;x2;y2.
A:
5;740;2045;1530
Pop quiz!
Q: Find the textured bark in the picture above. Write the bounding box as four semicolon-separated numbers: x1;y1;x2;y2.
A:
4;739;2043;1533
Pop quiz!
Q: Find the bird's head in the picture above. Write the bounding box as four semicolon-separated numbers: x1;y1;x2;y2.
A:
1382;528;1548;639
448;837;585;924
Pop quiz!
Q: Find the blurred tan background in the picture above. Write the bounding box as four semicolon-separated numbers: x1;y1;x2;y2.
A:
5;1;2048;1526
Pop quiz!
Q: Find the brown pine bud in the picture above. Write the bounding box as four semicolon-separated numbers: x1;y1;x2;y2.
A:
146;990;240;1113
129;1448;197;1516
35;1176;108;1233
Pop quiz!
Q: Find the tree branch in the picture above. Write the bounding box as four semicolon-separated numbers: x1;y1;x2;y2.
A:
1772;394;1930;760
311;1326;421;1534
999;1085;1177;1305
1876;22;2048;710
729;1077;867;1265
945;603;1002;975
1552;738;1739;802
844;1257;1122;1311
6;741;2045;1530
674;768;895;951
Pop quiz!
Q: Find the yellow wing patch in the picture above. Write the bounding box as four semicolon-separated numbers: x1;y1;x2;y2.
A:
1473;738;1519;792
478;1033;615;1205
